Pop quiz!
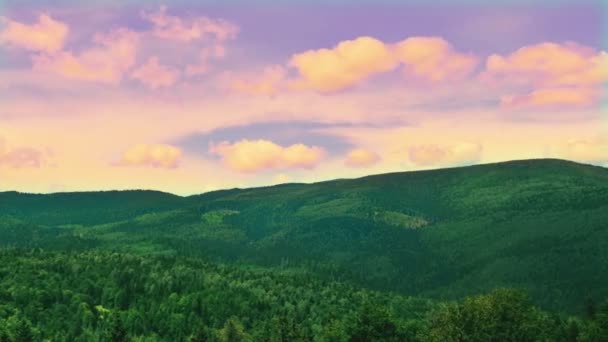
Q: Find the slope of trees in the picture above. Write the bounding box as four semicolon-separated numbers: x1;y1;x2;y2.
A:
0;250;607;341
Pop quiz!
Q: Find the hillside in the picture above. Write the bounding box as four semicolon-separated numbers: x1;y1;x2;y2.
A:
1;159;607;312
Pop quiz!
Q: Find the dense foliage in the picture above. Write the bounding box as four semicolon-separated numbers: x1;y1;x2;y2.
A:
2;159;607;312
1;159;608;340
1;250;607;341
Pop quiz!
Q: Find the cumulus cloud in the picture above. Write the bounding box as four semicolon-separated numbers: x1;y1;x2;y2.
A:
344;148;381;168
33;28;139;83
131;56;180;89
482;42;608;109
395;37;478;82
289;36;398;92
0;139;47;168
408;142;482;167
229;65;286;96
117;144;182;169
0;14;68;53
288;35;477;93
210;139;325;173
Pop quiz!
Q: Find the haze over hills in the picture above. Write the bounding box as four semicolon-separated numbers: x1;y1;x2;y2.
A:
2;159;608;314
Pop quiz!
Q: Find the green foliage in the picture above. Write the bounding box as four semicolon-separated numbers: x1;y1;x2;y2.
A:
219;317;250;342
425;289;555;341
1;159;608;340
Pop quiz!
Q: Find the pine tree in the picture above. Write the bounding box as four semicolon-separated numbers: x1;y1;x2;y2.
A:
189;326;210;342
219;317;249;342
0;330;11;342
108;315;128;342
14;318;34;342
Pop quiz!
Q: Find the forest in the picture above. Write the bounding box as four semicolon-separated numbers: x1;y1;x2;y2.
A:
0;250;607;341
1;159;608;340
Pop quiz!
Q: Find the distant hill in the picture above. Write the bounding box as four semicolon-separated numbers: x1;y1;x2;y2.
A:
2;159;607;312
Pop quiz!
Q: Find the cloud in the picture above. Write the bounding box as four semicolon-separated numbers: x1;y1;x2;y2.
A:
185;44;226;76
559;138;608;165
33;28;139;83
229;65;286;96
501;87;599;109
0;14;68;53
484;42;606;87
395;37;478;83
0;139;47;168
141;6;238;77
289;36;398;92
409;142;482;166
482;42;608;109
344;148;380;168
141;6;238;42
117;144;182;169
131;56;180;89
210;139;325;173
287;35;477;93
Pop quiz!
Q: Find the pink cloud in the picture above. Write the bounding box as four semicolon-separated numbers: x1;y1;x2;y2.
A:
210;139;325;173
289;36;398;92
117;144;182;169
141;6;239;42
185;44;227;76
0;139;47;168
482;42;607;109
33;28;139;83
395;36;478;82
344;148;381;168
409;142;482;166
0;14;68;53
501;87;599;109
229;65;286;96
484;42;605;87
131;56;180;89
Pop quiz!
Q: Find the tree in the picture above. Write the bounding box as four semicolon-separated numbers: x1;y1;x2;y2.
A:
0;330;11;342
348;304;399;342
107;315;128;342
189;326;211;342
219;317;249;342
426;289;555;342
14;318;34;342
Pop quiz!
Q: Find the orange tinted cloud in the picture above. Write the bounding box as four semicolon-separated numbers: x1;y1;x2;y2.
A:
344;148;380;168
483;42;607;109
131;56;180;89
211;139;325;173
501;87;599;109
117;144;182;169
141;6;238;42
409;142;482;166
484;42;605;86
289;36;398;92
230;65;286;96
395;37;478;82
0;139;47;168
33;28;139;83
288;36;477;92
0;14;68;53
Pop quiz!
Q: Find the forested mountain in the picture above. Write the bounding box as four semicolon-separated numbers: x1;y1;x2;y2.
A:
1;159;608;340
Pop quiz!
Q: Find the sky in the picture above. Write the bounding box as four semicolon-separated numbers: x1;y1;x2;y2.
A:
0;0;607;195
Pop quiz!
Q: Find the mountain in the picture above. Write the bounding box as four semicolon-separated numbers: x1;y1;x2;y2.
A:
2;159;607;312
